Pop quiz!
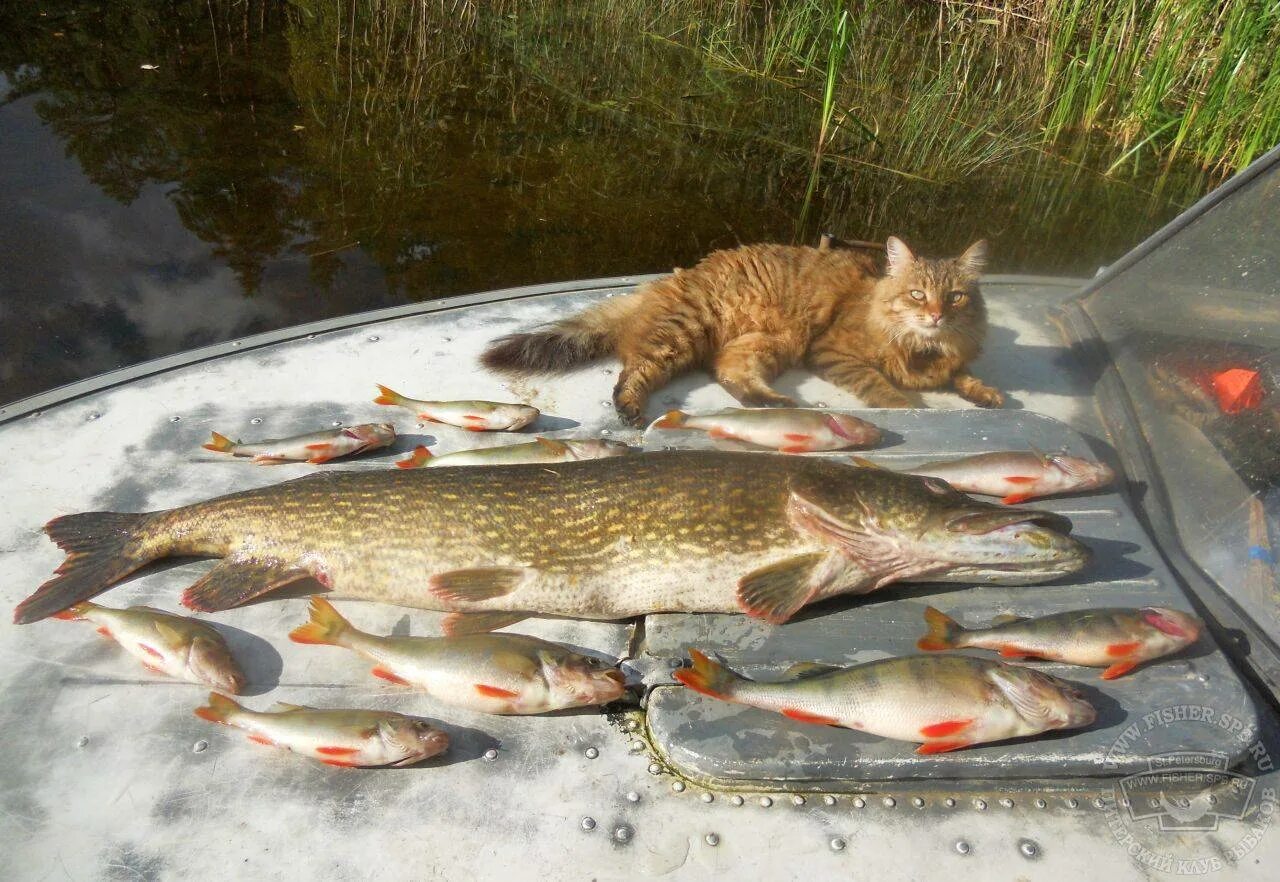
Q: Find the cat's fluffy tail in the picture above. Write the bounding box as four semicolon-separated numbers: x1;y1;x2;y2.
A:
481;294;639;375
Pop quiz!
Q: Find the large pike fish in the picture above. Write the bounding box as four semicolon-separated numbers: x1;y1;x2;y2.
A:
14;451;1089;630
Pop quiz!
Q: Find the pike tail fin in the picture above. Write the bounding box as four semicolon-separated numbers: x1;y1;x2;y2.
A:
15;512;163;624
194;691;243;725
373;384;406;407
289;597;354;646
673;649;745;701
917;606;964;651
202;432;236;453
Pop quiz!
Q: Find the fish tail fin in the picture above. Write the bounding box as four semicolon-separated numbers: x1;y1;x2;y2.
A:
194;691;243;725
395;445;432;469
202;432;236;453
289;597;354;646
14;512;164;624
480;295;638;375
917;606;963;651
50;601;97;621
373;384;405;407
652;410;687;429
673;649;744;701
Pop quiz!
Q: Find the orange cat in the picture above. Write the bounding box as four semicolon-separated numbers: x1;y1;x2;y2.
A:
482;237;1001;425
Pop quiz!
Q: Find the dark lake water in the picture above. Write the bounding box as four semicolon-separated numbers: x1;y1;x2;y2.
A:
0;1;1222;405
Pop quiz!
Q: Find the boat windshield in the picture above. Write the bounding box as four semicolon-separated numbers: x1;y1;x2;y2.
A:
1077;152;1280;650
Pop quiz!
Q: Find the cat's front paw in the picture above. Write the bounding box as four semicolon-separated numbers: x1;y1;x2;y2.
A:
741;391;797;408
865;392;911;408
963;384;1005;408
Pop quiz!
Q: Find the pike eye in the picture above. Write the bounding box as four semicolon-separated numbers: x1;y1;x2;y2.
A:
909;290;925;302
948;291;966;305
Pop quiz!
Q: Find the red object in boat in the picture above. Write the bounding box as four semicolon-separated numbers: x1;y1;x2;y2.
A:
1210;368;1263;414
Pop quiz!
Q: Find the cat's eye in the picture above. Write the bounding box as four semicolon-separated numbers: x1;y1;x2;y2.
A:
909;290;925;302
948;291;967;305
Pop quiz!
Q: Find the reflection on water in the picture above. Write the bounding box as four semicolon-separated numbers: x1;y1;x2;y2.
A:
0;1;1221;404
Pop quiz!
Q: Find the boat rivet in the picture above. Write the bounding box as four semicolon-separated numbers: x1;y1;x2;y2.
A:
704;833;720;847
648;763;662;775
759;797;773;808
331;420;343;427
1066;798;1079;808
368;335;380;342
792;795;806;806
306;334;316;339
87;412;101;421
193;740;208;753
883;797;896;808
955;840;971;855
613;825;633;843
701;793;714;803
944;797;956;807
1019;839;1040;859
483;748;498;761
671;781;685;793
1000;798;1014;808
581;817;596;831
1093;797;1106;809
830;837;846;852
974;799;987;811
1035;798;1046;809
600;429;612;436
823;795;837;806
912;797;925;808
76;736;89;748
626;791;641;803
600;401;612;409
585;747;599;759
1121;797;1131;808
629;742;645;754
232;341;241;347
853;797;865;809
250;417;263;425
169;415;181;422
622;719;638;732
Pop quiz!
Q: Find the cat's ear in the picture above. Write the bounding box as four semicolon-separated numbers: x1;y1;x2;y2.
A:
885;236;915;277
957;239;988;275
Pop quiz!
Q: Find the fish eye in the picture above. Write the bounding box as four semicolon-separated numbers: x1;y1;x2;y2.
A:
909;290;926;302
948;291;966;305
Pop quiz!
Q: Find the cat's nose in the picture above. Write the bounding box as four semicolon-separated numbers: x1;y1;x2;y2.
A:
928;312;943;325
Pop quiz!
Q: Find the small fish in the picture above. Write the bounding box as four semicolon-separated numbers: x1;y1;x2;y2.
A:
202;424;396;465
396;437;630;469
374;384;538;431
52;601;245;693
902;450;1114;504
653;407;880;453
917;606;1202;680
674;650;1095;754
194;693;449;767
289;598;625;713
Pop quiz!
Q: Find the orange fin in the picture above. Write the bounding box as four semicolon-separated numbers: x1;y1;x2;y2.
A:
652;410;687;429
783;433;813;442
396;446;432;469
316;746;360;756
1101;660;1138;680
96;625;113;638
306;454;335;464
289;597;351;646
1001;492;1032;505
917;606;961;652
371;666;411;686
475;684;520;699
672;649;741;701
373;383;403;406
194;692;241;725
202;431;236;453
1106;641;1141;657
916;739;972;754
138;643;164;658
247;733;275;746
1004;476;1037;484
321;759;359;767
781;707;839;726
305;442;332;450
736;553;825;624
706;427;734;439
998;645;1030;658
920;719;973;738
779;445;810;454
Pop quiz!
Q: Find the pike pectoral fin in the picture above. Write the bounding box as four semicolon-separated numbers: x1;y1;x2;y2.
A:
429;567;527;603
442;611;530;636
737;553;827;624
181;557;321;612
